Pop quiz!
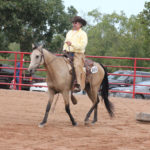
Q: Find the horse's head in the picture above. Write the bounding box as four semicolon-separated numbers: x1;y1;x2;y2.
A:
28;44;44;74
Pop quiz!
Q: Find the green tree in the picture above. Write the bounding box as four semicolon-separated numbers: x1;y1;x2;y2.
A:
0;0;77;52
87;11;127;61
86;9;148;71
138;2;150;58
0;32;10;57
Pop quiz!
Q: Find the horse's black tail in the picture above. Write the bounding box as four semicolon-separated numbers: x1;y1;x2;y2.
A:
100;64;114;117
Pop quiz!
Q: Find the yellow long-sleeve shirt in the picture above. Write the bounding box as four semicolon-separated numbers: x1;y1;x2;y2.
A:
63;28;88;53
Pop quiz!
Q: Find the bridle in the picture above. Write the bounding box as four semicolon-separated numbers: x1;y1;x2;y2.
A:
32;47;45;68
39;48;45;65
32;47;56;68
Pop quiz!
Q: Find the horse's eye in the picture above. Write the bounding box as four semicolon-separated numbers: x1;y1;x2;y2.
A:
36;55;39;59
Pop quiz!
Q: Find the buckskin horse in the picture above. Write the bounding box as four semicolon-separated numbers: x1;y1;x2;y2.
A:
28;45;114;127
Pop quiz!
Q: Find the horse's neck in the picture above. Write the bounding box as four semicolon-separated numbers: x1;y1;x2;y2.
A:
42;49;61;83
42;49;71;85
42;49;56;65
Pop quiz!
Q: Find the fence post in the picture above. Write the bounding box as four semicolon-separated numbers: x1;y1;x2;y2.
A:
132;58;137;98
13;53;17;90
19;53;24;90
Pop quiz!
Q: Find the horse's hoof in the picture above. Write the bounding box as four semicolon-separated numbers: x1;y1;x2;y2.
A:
91;122;96;125
72;122;78;126
84;120;90;126
38;123;45;128
91;120;97;125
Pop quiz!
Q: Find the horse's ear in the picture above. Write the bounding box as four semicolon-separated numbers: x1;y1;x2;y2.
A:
32;44;35;49
38;45;43;50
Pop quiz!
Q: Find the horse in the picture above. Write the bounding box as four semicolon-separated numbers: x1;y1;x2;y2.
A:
28;45;114;127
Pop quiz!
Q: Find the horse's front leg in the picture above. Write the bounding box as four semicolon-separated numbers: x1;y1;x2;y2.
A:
62;91;77;126
39;90;54;128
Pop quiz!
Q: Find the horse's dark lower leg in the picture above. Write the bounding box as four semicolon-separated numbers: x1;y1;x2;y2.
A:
84;101;98;124
92;96;100;124
39;101;51;127
65;104;77;126
92;105;98;124
85;85;99;124
39;91;54;127
62;91;77;126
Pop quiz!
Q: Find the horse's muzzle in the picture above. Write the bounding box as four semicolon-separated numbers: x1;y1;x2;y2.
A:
28;68;35;75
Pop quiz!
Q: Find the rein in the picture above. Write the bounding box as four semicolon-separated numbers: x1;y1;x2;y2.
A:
40;48;45;64
32;45;57;67
39;48;56;66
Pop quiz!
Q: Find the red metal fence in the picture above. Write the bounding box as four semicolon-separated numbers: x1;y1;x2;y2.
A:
0;51;45;90
86;55;150;98
0;51;150;99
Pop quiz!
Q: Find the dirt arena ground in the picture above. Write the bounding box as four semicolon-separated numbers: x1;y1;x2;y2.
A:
0;89;150;150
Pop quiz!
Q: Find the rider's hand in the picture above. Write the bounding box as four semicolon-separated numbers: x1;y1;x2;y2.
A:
66;41;72;46
63;50;67;54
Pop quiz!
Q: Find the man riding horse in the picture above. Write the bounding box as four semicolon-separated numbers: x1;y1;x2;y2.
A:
28;16;114;127
63;16;88;92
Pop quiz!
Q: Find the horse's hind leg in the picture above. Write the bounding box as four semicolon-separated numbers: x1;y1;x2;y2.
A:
92;95;100;124
62;91;77;126
85;85;100;125
39;90;54;128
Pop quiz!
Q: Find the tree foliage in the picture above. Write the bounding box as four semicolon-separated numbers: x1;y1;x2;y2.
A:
86;3;150;71
0;0;77;52
0;0;150;71
138;2;150;58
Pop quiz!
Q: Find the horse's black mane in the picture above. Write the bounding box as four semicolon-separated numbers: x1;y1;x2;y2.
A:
32;43;45;51
32;44;39;50
32;45;59;57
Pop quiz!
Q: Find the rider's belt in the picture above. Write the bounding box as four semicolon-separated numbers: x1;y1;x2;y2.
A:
66;52;74;57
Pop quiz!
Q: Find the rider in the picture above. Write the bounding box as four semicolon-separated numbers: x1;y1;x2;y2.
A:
63;16;88;92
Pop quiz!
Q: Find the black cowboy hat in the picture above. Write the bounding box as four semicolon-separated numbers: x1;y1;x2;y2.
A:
72;16;87;26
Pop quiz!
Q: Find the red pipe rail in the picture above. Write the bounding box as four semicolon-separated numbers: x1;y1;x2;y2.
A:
0;51;150;98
